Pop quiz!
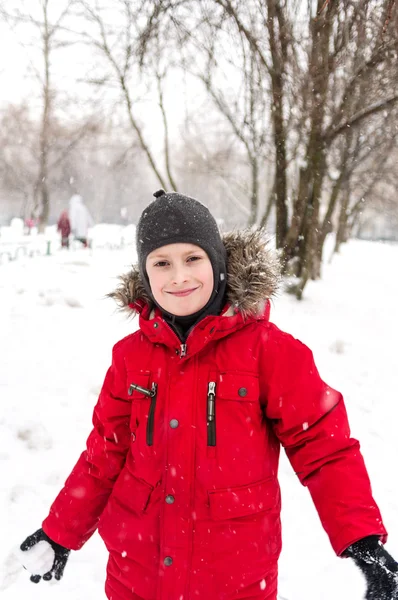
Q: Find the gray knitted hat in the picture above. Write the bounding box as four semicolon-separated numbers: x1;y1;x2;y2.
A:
137;188;226;276
136;189;227;314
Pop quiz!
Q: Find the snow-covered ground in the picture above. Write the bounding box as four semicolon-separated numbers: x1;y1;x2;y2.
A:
0;232;397;600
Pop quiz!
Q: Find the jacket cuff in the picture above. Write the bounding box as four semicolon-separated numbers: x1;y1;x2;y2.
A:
42;517;92;551
335;529;388;557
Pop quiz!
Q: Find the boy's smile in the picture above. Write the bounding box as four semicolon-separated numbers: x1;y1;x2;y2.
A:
166;287;199;297
146;243;214;316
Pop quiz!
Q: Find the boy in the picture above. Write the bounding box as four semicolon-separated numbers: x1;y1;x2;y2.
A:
20;190;398;599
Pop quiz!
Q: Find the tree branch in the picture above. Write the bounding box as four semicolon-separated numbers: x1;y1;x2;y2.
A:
327;94;398;142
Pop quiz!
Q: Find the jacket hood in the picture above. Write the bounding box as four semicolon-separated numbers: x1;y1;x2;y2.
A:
109;229;281;318
69;194;83;206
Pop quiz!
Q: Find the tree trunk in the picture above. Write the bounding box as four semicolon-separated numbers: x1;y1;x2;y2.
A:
315;171;345;273
120;75;168;190
248;155;259;226
156;70;178;191
286;0;334;295
334;189;350;254
38;0;51;233
260;178;275;228
266;0;288;248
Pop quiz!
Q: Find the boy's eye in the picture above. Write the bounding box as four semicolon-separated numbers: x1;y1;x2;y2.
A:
187;256;202;262
153;256;202;267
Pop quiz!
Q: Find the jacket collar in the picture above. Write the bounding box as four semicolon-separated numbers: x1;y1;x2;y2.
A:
137;300;272;359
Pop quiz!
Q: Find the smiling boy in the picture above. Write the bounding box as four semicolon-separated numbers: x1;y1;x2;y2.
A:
19;189;397;600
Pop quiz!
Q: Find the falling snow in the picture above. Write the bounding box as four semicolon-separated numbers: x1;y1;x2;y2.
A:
0;234;397;600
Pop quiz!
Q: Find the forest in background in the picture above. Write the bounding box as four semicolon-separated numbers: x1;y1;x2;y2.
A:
0;0;397;296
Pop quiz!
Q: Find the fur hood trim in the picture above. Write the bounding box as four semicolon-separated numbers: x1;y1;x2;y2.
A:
109;229;281;318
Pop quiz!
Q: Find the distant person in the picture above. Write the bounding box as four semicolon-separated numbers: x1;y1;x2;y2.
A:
120;206;128;225
24;217;35;236
18;190;398;600
68;194;93;248
57;211;71;248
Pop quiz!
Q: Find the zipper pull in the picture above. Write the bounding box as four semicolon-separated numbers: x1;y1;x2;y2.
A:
147;382;158;446
128;383;154;397
180;344;187;358
207;381;216;446
207;382;216;421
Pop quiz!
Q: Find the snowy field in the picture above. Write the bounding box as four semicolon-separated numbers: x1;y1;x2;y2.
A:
0;231;397;600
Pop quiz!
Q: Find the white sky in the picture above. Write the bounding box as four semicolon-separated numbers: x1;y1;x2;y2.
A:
0;24;33;103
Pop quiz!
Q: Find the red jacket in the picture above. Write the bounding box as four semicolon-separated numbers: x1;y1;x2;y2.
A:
42;230;386;600
57;211;71;237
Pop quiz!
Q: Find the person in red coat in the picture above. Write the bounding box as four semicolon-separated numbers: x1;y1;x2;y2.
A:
57;210;71;248
20;190;398;599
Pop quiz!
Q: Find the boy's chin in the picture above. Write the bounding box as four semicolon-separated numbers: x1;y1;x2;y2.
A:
166;307;201;317
160;300;207;317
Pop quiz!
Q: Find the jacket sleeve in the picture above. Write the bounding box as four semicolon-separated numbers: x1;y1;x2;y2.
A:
42;343;131;550
260;324;387;555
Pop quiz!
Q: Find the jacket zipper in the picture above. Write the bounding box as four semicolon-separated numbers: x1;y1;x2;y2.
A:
146;382;158;446
159;318;190;358
128;382;158;446
207;381;216;446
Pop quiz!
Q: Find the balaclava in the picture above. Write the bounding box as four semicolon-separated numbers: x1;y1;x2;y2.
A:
136;189;227;338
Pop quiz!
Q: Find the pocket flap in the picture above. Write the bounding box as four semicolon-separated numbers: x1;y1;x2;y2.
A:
126;371;151;399
114;469;154;514
217;372;259;401
208;478;279;520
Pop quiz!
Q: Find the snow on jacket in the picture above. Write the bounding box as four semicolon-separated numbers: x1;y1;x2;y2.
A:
68;194;93;238
42;230;387;600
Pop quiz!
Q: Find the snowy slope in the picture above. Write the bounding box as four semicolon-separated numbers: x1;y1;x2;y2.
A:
0;235;397;600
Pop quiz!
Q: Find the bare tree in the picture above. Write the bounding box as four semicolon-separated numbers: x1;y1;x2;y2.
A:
195;38;272;225
75;0;179;191
2;0;398;295
0;104;38;218
207;0;398;296
120;0;398;295
0;101;101;220
0;0;84;229
137;1;276;224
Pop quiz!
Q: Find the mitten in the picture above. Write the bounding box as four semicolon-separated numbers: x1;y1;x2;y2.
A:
20;528;70;583
345;535;398;600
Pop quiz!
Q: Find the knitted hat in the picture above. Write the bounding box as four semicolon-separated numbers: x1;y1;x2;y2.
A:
136;189;227;314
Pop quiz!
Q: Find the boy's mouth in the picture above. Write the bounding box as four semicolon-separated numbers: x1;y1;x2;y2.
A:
166;287;199;297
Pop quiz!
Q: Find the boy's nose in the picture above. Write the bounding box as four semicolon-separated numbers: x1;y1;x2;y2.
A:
171;266;189;284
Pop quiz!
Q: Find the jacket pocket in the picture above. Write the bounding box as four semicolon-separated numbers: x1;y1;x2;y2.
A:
127;371;152;442
208;478;278;520
112;469;154;514
98;469;155;542
206;372;260;452
216;371;259;402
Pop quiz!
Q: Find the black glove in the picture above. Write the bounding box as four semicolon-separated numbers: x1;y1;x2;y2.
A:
345;535;398;599
20;528;70;583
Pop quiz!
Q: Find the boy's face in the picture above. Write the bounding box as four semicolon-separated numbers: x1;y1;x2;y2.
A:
146;243;214;316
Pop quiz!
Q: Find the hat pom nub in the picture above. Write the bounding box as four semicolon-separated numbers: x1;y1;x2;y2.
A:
153;189;166;198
